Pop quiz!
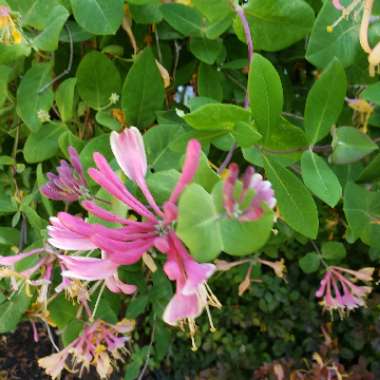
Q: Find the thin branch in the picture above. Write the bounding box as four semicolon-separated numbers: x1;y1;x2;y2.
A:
38;24;74;94
218;3;254;173
154;27;163;64
172;41;182;81
137;321;156;380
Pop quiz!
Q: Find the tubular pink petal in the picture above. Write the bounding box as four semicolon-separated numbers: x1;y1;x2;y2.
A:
90;234;152;264
0;250;43;266
81;200;138;225
59;255;119;280
169;139;201;204
88;165;156;221
110;127;147;183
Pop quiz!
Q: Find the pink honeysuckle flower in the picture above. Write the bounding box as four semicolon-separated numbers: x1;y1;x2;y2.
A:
162;233;221;350
223;163;276;221
316;266;374;317
45;131;220;333
41;146;88;203
38;319;135;380
58;254;136;295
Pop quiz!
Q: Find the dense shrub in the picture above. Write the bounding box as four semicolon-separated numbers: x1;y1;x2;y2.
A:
0;0;379;379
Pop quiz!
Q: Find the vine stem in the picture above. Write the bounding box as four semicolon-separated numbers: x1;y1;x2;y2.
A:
218;3;254;174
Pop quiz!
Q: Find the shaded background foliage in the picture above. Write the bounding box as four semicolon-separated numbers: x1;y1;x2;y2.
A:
0;0;380;379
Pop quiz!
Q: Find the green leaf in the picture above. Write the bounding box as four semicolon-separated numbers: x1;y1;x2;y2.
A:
122;47;165;128
343;182;380;248
233;0;315;52
79;133;113;175
301;151;342;207
147;170;180;204
48;293;76;329
197;63;223;101
129;1;163;24
189;37;223;65
0;65;11;107
55;78;77;122
0;289;31;333
299;252;320;274
183;103;250;131
0;194;17;215
76;51;121;110
248;54;283;144
233;121;262;148
193;0;232;22
23;122;66;163
70;0;124;35
358;153;380;182
161;3;203;37
28;2;70;51
125;295;150;319
330;127;378;165
177;183;223;262
96;110;122;131
361;82;380;105
62;319;85;346
144;124;184;171
321;241;346;263
304;58;347;144
0;227;20;246
193;152;219;192
36;164;54;216
263;156;319;238
262;117;307;163
16;63;54;132
306;0;360;68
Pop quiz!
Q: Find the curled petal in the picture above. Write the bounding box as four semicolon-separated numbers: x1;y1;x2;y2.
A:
110;127;147;184
169;139;201;204
59;255;119;281
163;291;202;326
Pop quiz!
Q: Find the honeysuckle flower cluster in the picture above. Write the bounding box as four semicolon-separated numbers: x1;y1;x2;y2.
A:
316;265;374;317
41;146;88;202
38;319;134;380
0;5;22;45
224;163;276;221
42;127;224;350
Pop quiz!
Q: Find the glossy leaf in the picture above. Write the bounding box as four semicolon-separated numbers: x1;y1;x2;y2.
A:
16;63;54;132
263;156;319;239
55;78;77;122
183;103;251;131
161;3;203;37
176;183;223;262
330;127;378;165
234;0;315;52
23;123;67;163
70;0;124;35
301;151;342;207
304;58;347;144
76;52;121;110
306;0;360;68
248;54;283;144
122;48;165;128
